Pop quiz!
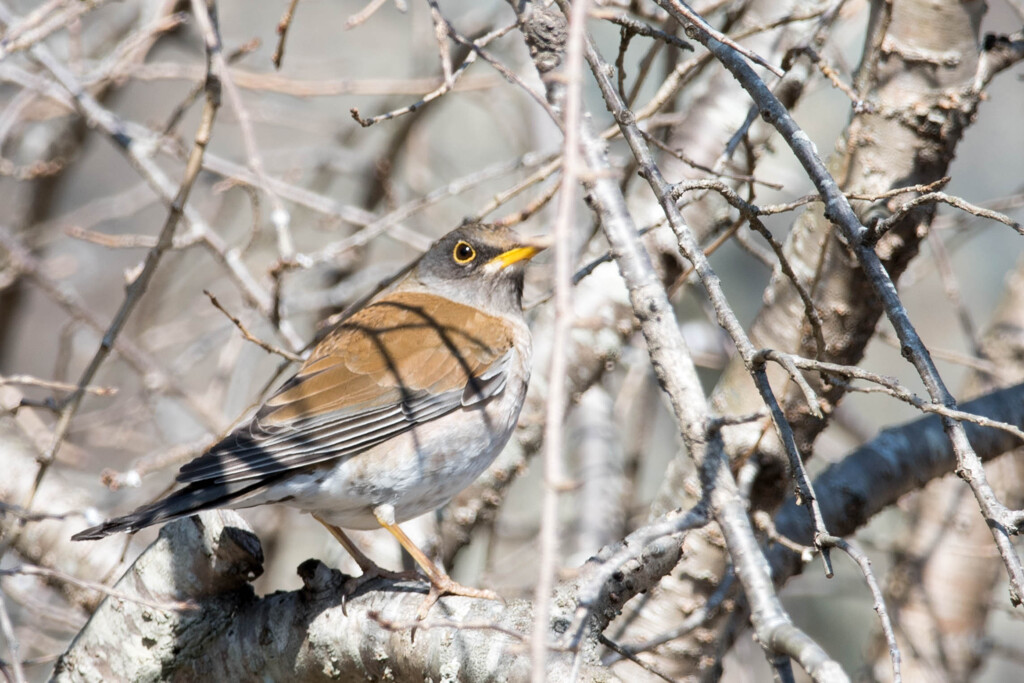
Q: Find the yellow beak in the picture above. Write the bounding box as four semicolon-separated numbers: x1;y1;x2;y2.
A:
488;237;551;269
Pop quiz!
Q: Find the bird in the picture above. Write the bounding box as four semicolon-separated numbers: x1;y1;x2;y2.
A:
73;223;547;617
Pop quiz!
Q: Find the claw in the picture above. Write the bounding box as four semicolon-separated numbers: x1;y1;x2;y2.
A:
415;574;502;619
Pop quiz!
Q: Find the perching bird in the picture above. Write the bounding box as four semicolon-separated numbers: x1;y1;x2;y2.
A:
74;223;546;616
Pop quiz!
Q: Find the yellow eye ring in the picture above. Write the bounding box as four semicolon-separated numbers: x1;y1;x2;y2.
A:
452;240;476;264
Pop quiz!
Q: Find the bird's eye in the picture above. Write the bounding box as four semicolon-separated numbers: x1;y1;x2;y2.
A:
452;240;476;264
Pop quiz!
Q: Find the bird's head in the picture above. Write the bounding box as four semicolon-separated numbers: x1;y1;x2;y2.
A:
412;224;549;315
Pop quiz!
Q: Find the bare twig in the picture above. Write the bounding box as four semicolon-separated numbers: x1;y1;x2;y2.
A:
193;0;293;260
644;130;782;188
593;10;693;53
531;1;587;679
874;328;1000;376
204;290;303;362
785;354;1024;442
437;9;563;129
869;191;1024;242
926;229;982;359
819;537;902;683
0;226;227;434
547;3;846;675
100;437;215;489
0;565;198;613
0;0;112;60
351;22;516;127
785;45;871;113
672;178;827;359
427;0;453;86
344;0;389;30
271;0;301;69
569;504;711;648
660;0;784;77
0;375;117;397
368;611;528;642
0;587;26;683
0;502;86;524
598;635;675;683
605;572;737;662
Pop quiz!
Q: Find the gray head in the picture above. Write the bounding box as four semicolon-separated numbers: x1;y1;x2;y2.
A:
410;224;548;315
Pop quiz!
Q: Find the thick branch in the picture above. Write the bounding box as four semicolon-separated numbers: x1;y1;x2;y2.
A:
53;511;618;682
772;382;1024;577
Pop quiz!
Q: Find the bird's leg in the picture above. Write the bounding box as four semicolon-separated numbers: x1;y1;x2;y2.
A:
312;513;419;600
372;504;501;619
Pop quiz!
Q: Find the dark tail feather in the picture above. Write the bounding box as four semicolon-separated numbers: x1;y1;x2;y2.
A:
71;479;269;541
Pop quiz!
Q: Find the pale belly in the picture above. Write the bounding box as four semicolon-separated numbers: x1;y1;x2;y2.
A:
252;371;527;530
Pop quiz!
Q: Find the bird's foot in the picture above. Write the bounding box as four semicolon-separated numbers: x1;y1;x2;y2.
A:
416;574;503;619
339;564;421;615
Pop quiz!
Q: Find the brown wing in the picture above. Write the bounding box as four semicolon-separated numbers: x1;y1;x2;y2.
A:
176;292;514;485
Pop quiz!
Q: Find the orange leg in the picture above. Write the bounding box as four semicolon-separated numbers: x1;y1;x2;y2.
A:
372;506;501;618
312;513;418;595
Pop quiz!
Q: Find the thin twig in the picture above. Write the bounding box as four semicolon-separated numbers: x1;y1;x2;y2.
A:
818;536;901;682
604;572;736;662
204;290;303;362
568;504;711;649
351;22;516;127
0;565;197;613
753;349;822;419
193;0;293;259
101;437;215;489
118;62;502;97
643;130;782;188
598;635;676;683
593;10;694;53
344;0;389;30
368;610;527;642
874;328;999;376
271;0;301;69
531;1;587;678
0;501;87;524
427;0;453;86
436;10;563;130
664;0;784;77
786;45;872;113
869;191;1024;243
0;0;110;60
672;178;827;359
0;226;227;434
0;587;26;683
785;354;1024;442
0;374;117;397
926;229;982;359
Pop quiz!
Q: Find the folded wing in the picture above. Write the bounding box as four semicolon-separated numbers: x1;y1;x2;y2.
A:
176;291;514;486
